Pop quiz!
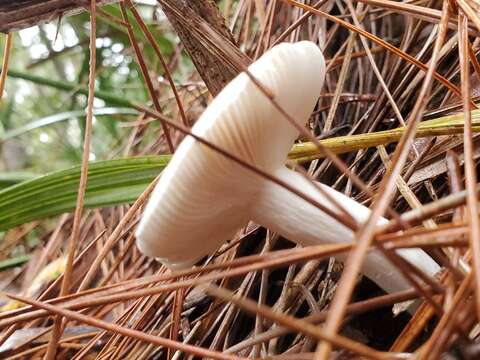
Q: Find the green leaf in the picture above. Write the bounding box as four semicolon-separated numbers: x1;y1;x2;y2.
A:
0;156;170;231
0;172;39;190
0;255;30;271
2;107;138;140
289;110;480;161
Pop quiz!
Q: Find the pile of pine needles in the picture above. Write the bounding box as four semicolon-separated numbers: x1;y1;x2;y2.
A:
1;0;480;358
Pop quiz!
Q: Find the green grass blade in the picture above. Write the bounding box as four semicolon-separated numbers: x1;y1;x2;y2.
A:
7;70;134;108
2;108;138;140
0;156;170;231
0;255;30;271
0;172;39;190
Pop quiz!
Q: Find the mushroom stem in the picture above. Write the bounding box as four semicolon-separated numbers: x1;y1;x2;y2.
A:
251;166;440;294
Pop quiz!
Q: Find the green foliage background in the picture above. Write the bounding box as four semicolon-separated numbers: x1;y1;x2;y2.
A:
0;2;183;174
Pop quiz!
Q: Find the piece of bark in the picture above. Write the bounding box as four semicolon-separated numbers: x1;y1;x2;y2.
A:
158;0;251;95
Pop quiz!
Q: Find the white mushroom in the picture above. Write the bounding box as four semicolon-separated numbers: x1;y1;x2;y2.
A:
136;41;440;294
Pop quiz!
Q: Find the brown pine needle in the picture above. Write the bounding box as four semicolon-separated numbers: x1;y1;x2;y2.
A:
4;0;480;358
282;0;471;104
0;32;13;101
315;1;451;357
4;292;247;360
45;1;97;359
458;12;480;323
205;285;392;359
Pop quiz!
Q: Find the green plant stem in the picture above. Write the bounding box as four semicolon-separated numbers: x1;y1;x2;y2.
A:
8;70;134;108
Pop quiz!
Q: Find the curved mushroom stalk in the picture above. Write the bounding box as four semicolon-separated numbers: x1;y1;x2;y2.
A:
251;166;441;294
136;41;440;295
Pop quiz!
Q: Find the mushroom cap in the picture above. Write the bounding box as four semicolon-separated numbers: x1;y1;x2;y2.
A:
135;41;325;269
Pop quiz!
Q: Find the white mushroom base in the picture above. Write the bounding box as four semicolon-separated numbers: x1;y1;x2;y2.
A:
251;167;441;295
